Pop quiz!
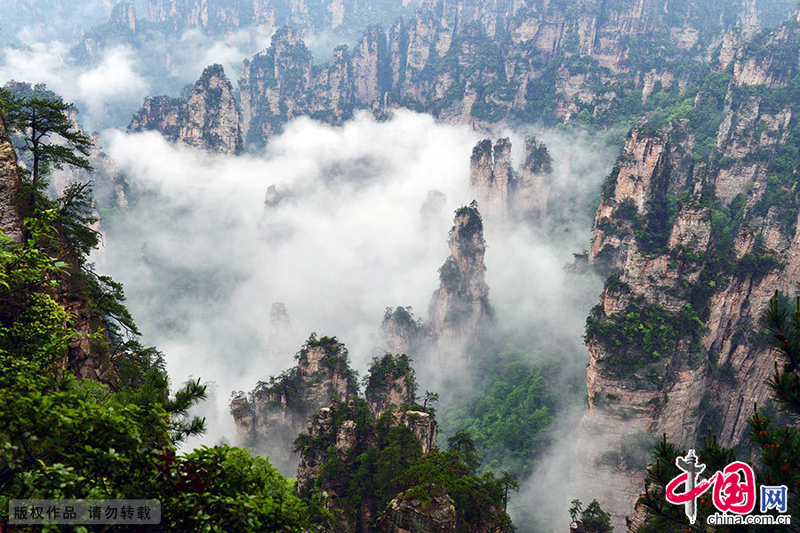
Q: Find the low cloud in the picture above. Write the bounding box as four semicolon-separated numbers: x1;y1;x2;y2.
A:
0;43;149;130
0;26;272;130
96;111;614;473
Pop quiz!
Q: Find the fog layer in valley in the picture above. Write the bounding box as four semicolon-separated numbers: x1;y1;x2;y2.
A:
92;110;614;532
2;6;618;529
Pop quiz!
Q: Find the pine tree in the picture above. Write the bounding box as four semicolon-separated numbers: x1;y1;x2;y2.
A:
631;290;800;532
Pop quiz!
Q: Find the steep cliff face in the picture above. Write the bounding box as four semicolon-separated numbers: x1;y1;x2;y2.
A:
0;103;117;384
55;278;118;384
469;136;553;222
229;335;358;468
144;0;410;35
239;27;356;146
513;136;554;220
228;0;798;147
112;1;137;33
573;14;800;528
0;115;24;243
469;138;512;221
427;204;491;363
379;306;420;356
130;64;242;155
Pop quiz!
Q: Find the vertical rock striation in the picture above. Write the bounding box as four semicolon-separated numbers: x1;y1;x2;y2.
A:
0;114;24;243
469;138;512;222
365;353;417;419
469;136;553;222
378;485;457;533
427;204;491;363
379;306;420;357
130;64;242;155
219;0;797;148
572;18;800;528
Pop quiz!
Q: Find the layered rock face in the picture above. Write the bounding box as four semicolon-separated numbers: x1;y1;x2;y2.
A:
111;1;137;33
572;15;800;529
130;64;242;155
239;27;354;146
469;138;512;221
224;0;797;147
229;335;358;469
427;204;491;363
469;136;552;222
295;397;440;533
296;398;439;491
289;351;442;532
0;114;24;243
118;0;798;151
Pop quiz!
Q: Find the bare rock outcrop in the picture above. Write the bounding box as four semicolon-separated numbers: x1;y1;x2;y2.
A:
469;136;553;223
379;306;420;356
398;410;437;455
469;138;512;221
427;204;491;364
130;64;242;155
0;114;24;243
111;1;137;33
513;136;554;219
229;334;358;470
225;0;796;148
572;22;800;523
295;394;440;532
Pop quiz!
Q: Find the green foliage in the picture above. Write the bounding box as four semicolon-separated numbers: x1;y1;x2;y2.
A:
585;300;704;376
394;447;514;533
294;398;419;529
164;445;310;532
454;201;484;237
3;90;92;188
383;305;418;330
447;430;481;474
296;333;359;390
440;346;570;478
294;397;513;531
0;102;314;530
569;499;614;533
364;353;416;403
0;222;312;533
470;101;508;122
516;63;559;127
601;162;622;201
621;433;659;470
438;256;463;288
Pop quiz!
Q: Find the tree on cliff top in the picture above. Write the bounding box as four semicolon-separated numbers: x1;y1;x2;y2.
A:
3;89;92;190
0;89;97;262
